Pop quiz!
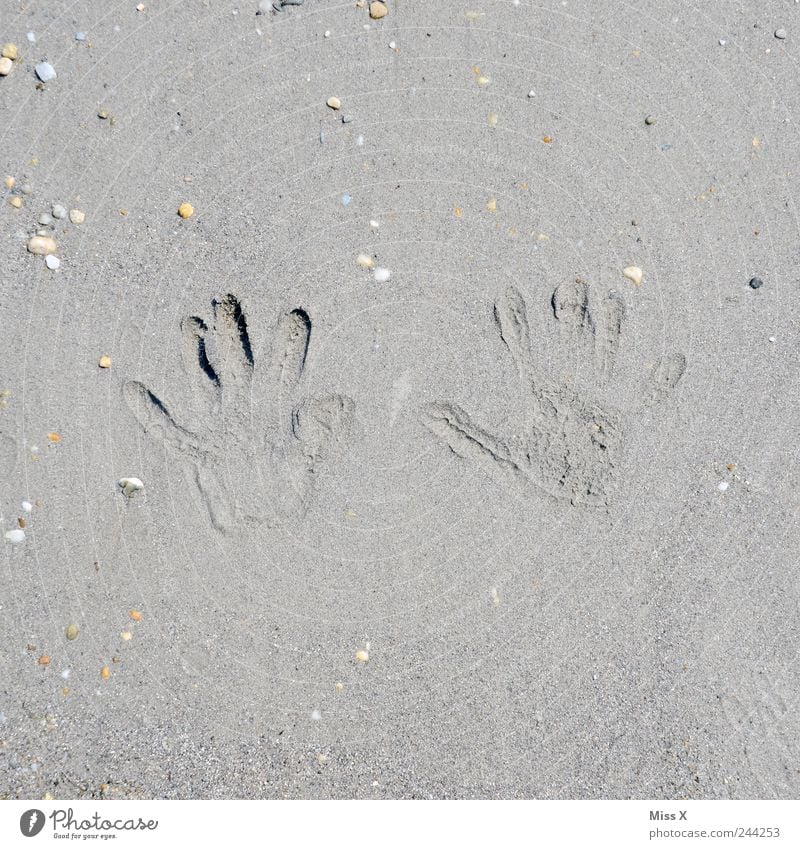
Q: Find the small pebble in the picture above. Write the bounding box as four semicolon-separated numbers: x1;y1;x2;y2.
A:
356;253;375;269
4;528;25;544
69;209;85;224
178;202;194;219
326;96;341;110
341;193;352;206
98;355;112;368
369;219;380;230
486;197;497;213
35;62;56;83
488;112;498;127
355;649;369;662
477;75;490;86
324;30;331;38
119;477;144;497
623;265;643;286
75;32;87;41
0;57;13;76
100;666;111;680
129;609;143;622
718;481;729;492
38;655;51;666
52;204;67;219
8;196;22;208
775;28;787;40
120;631;132;641
342;114;354;124
21;183;32;195
27;32;36;43
356;134;364;146
527;89;536;98
719;39;727;46
310;709;322;721
65;624;79;641
748;276;763;289
2;43;18;60
644;115;655;125
22;501;33;512
3;175;14;189
98;110;109;119
335;682;344;693
45;255;60;270
38;213;53;226
27;235;57;255
373;267;391;283
769;336;776;343
369;1;388;19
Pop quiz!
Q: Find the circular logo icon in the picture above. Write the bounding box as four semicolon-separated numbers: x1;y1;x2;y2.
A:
19;810;45;837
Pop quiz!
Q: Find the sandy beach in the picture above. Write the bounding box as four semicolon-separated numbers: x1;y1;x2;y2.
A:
1;0;798;799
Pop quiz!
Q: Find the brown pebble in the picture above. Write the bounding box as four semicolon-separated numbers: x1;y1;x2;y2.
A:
17;517;25;528
38;655;51;666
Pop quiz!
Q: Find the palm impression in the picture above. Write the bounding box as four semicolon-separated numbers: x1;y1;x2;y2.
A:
422;282;686;507
123;294;354;533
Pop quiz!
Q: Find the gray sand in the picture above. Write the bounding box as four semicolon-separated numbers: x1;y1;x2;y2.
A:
1;0;799;799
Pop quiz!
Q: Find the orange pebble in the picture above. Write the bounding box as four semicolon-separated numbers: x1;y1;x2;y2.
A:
129;609;143;622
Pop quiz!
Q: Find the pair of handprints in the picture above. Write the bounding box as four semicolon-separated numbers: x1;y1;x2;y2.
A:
124;284;685;532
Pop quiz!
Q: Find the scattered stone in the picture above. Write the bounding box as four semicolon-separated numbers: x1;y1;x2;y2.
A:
488;112;498;127
310;709;322;721
136;3;146;11
326;96;341;110
2;43;18;60
129;609;143;622
527;89;536;98
623;265;643;286
20;183;32;194
100;666;111;680
341;193;352;206
356;253;375;269
47;432;61;443
775;28;787;39
748;276;763;289
4;528;25;543
477;75;490;86
98;110;109;119
177;202;194;219
3;175;14;189
38;213;52;226
8;196;22;208
98;355;112;368
355;649;369;662
65;624;79;641
718;481;729;492
486;197;497;213
22;501;32;512
45;255;60;270
75;32;87;41
119;477;144;497
369;1;388;19
0;57;13;76
121;631;132;641
374;267;391;283
69;209;85;224
342;114;354;123
27;32;36;44
52;204;67;219
335;682;344;693
644;115;655;125
27;235;57;255
490;586;500;606
35;62;56;83
38;655;51;666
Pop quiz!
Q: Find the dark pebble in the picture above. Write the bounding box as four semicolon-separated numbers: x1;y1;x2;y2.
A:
748;277;763;289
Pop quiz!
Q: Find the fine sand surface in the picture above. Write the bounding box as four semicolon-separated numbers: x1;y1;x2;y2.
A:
1;0;799;799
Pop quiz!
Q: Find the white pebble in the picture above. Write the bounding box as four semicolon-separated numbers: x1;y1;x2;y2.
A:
769;336;776;343
718;481;729;492
35;62;56;83
527;89;536;98
52;204;67;219
118;477;145;497
4;529;25;544
373;267;391;283
69;209;85;225
369;220;380;230
622;265;643;286
356;253;375;269
324;30;331;38
45;255;60;270
61;669;71;680
388;41;396;49
21;501;33;512
310;709;321;721
38;213;53;226
27;32;36;43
